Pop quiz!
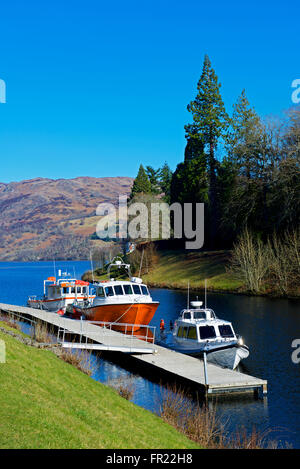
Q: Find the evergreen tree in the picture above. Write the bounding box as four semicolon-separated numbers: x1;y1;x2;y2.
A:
158;162;173;203
129;164;151;199
185;55;229;244
146;166;160;194
227;89;262;179
184;135;205;162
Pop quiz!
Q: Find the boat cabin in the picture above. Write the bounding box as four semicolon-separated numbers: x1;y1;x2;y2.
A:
95;281;150;299
174;303;237;343
43;277;90;300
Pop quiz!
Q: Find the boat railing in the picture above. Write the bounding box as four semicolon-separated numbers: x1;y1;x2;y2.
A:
28;295;44;302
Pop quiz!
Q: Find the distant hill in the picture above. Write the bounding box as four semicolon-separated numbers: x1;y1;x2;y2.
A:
0;176;133;261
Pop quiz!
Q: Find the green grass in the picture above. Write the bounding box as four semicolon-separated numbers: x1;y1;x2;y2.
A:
142;250;243;292
0;326;200;449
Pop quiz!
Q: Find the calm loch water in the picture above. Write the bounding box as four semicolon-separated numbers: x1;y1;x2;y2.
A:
0;261;299;448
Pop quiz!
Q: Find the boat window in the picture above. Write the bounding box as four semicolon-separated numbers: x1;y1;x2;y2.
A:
76;287;81;294
71;287;75;294
105;286;114;297
183;311;191;319
114;285;124;295
177;326;183;338
193;311;206;319
132;284;142;295
199;326;216;340
123;284;133;295
141;285;149;295
96;287;105;297
183;326;189;338
82;286;87;294
187;326;197;340
62;287;69;294
218;325;234;338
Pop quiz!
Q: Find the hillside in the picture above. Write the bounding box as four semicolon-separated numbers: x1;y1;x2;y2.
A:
0;176;133;261
141;249;243;293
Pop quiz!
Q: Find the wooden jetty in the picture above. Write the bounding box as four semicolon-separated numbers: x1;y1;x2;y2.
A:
0;303;267;397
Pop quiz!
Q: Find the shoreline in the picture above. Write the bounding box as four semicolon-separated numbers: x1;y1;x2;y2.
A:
82;248;300;300
144;280;300;300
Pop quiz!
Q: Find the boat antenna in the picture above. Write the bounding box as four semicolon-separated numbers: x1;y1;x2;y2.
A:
138;247;144;278
90;250;95;283
187;281;190;308
205;279;207;309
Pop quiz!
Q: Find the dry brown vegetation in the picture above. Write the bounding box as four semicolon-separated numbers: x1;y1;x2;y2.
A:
33;321;55;343
59;349;96;376
0;313;21;331
159;385;287;449
107;377;136;401
229;227;300;296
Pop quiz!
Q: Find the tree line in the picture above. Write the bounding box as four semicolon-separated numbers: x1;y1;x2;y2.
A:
130;54;300;251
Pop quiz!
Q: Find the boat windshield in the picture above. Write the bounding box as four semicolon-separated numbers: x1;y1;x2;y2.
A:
141;285;149;295
114;285;124;295
193;311;207;319
132;284;142;295
182;311;191;319
123;284;133;295
218;325;234;338
199;325;216;340
96;286;105;297
105;286;114;297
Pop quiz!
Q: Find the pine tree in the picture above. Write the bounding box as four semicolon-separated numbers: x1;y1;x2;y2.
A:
184;136;205;162
158;162;173;203
228;89;262;179
129;164;151;199
146;166;160;194
185;55;229;243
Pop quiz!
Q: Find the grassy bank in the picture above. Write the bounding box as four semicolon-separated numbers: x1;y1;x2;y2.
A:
0;324;199;449
142;250;243;293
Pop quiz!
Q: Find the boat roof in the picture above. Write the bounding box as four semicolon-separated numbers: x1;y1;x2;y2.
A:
178;307;232;326
95;279;148;287
178;317;232;326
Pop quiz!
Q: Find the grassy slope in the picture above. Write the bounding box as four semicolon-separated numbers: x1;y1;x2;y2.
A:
0;326;199;449
142;250;243;292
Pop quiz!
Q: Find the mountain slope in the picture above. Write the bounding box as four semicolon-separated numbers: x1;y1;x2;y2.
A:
0;176;133;261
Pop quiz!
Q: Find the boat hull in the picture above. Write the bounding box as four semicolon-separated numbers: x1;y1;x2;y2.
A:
205;344;249;370
163;336;249;370
27;299;65;312
76;302;159;331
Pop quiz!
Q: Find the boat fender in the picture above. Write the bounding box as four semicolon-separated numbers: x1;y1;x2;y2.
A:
160;319;165;330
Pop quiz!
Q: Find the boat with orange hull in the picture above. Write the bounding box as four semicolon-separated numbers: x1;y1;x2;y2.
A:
78;301;159;332
73;257;159;331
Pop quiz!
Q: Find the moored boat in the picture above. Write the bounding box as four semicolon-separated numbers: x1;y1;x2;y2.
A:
27;271;95;313
73;257;159;330
160;300;249;370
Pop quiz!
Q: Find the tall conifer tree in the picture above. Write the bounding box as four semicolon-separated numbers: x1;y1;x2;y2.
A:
129;164;151;199
185;55;229;243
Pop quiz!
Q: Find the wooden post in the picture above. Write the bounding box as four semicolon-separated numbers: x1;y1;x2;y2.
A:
203;351;208;386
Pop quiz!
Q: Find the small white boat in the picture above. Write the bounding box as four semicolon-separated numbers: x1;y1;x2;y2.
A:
162;300;249;370
27;271;95;314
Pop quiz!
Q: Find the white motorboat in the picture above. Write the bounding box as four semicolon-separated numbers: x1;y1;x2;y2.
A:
27;271;95;314
162;300;249;370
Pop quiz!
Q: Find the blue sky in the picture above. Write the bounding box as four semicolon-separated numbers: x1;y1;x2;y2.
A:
0;0;299;183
